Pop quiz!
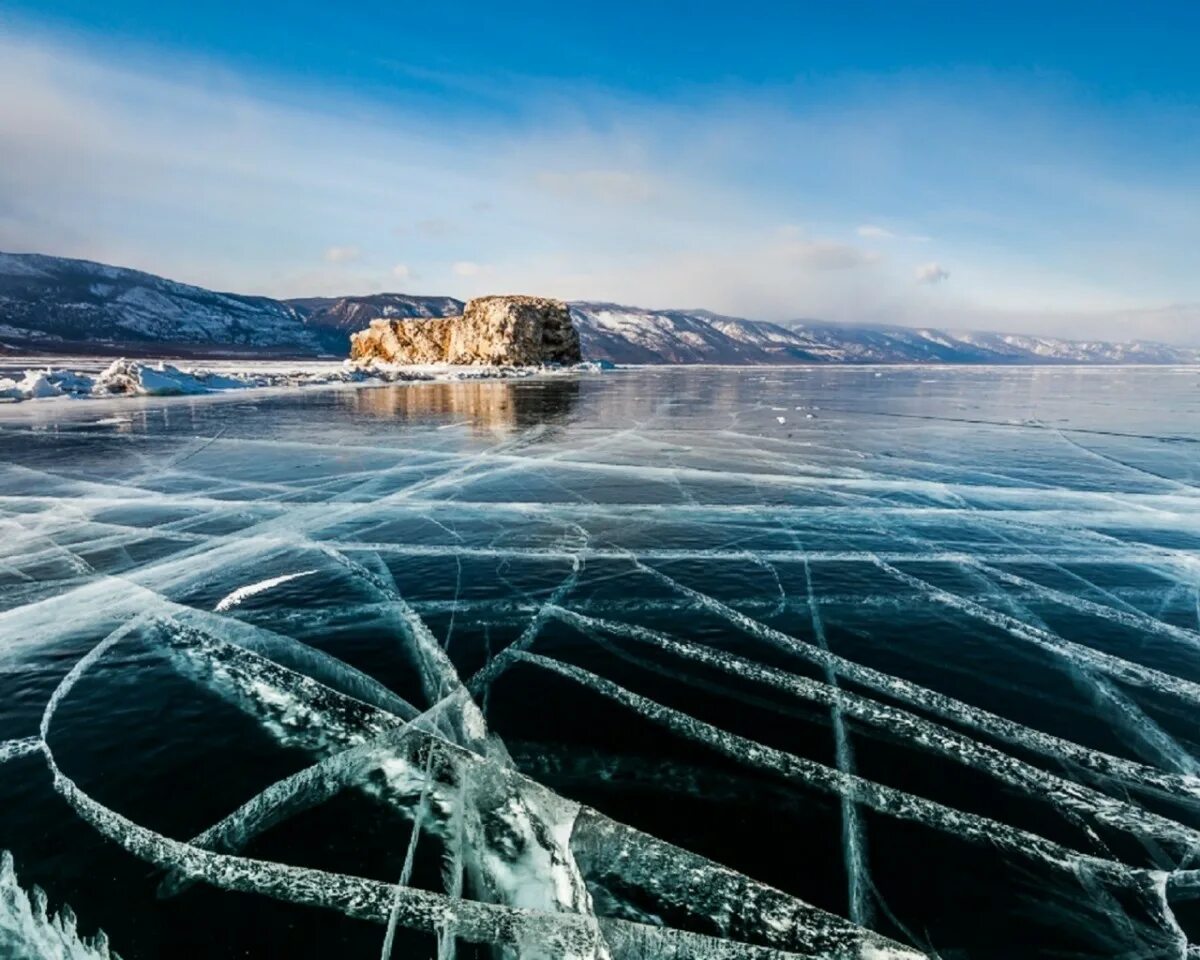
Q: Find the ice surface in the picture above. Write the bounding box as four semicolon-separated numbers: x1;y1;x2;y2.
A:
3;366;1200;958
802;557;872;927
547;606;1199;855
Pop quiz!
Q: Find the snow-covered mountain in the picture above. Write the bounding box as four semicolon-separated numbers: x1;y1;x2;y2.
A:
569;302;1200;365
2;252;1197;364
0;252;344;356
287;293;466;332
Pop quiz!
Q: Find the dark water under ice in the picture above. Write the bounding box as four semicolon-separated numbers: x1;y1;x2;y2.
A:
1;365;1199;960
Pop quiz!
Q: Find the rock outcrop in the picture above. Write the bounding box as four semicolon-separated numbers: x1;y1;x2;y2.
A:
350;295;582;366
349;316;456;365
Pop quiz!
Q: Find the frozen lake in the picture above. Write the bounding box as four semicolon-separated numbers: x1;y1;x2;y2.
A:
1;365;1199;959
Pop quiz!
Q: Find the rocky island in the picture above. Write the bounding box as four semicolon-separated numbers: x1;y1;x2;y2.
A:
349;294;582;366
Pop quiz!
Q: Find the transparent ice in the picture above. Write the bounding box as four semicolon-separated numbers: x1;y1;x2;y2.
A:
1;365;1199;958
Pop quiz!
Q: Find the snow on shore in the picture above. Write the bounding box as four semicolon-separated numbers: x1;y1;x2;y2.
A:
0;358;613;402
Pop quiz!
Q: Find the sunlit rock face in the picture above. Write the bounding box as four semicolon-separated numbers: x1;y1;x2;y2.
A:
349;316;456;365
350;295;582;366
451;295;582;365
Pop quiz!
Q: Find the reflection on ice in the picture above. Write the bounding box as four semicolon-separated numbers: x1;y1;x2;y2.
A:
2;366;1200;958
349;377;582;435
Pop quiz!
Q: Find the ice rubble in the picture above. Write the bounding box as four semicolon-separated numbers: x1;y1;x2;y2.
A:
0;357;612;402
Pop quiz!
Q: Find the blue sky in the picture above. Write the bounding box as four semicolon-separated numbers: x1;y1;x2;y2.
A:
1;1;1198;342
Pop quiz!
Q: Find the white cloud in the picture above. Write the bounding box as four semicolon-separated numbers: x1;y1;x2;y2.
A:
323;245;360;264
452;261;480;277
915;262;950;284
391;263;411;280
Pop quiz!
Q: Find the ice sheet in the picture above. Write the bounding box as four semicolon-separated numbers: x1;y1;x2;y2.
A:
2;365;1199;958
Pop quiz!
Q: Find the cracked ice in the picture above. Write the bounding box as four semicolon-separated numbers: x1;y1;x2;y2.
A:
1;365;1199;959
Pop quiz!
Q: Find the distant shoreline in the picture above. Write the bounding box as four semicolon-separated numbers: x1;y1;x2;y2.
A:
5;252;1198;367
3;347;1199;370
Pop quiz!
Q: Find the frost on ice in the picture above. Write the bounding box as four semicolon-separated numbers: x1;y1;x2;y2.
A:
3;368;1200;957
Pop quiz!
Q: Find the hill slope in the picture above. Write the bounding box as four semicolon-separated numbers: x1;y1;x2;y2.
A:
0;252;339;356
568;302;1199;364
287;294;466;333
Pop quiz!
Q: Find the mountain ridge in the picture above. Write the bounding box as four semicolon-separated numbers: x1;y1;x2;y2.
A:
2;252;1197;365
